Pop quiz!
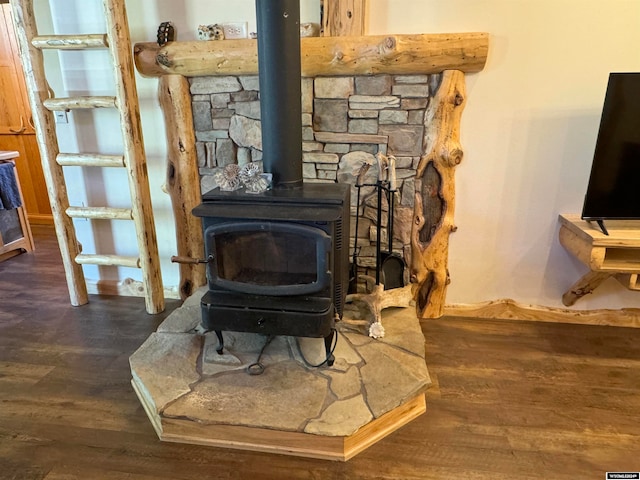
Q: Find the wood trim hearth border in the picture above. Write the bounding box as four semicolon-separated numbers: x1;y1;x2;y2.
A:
133;33;490;314
131;375;427;462
445;299;640;328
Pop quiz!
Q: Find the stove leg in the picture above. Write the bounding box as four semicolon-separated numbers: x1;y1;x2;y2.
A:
215;330;224;355
324;331;335;367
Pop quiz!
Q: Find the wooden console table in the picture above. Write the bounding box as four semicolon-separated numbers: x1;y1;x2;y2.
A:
559;214;640;306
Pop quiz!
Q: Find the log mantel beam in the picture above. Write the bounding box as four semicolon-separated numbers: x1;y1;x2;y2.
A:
134;33;488;78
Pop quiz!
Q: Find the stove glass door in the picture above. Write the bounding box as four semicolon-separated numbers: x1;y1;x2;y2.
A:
206;221;331;296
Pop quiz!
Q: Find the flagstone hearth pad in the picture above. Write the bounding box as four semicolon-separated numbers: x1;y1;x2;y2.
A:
130;287;431;461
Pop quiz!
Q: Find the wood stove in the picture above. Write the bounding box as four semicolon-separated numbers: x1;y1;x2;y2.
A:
192;0;350;362
193;185;349;351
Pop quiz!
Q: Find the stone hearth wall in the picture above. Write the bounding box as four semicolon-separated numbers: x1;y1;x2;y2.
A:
191;74;435;278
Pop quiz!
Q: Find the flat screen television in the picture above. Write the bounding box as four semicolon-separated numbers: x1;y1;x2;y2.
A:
581;72;640;235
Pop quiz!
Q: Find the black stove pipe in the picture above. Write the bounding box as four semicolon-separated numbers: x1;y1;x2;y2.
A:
255;0;303;189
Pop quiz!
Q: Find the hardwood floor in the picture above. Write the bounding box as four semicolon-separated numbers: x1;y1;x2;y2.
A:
1;225;640;479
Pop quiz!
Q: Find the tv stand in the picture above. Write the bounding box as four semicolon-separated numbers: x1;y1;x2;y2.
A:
559;214;640;305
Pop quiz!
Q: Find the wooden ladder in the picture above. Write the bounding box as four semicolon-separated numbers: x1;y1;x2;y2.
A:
9;0;164;314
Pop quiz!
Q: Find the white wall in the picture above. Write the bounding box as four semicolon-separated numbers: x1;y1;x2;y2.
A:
42;0;640;309
366;0;640;310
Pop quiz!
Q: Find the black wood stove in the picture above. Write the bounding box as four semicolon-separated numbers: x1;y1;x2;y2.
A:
193;185;349;356
192;0;350;362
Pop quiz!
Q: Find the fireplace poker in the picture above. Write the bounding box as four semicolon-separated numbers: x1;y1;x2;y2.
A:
349;161;371;293
375;154;386;286
380;155;405;290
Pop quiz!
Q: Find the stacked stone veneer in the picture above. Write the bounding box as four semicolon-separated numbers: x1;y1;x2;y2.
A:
191;74;434;275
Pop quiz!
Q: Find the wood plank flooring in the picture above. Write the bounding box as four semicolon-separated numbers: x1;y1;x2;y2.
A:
1;225;640;479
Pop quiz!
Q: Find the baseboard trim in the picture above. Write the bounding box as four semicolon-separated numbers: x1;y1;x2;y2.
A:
444;299;640;328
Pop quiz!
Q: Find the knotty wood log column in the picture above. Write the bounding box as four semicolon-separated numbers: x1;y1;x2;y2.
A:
411;70;466;318
322;0;367;37
158;75;206;300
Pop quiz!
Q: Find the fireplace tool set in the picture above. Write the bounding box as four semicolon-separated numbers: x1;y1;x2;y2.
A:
350;153;406;294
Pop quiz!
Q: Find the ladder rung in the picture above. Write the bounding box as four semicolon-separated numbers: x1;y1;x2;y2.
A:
75;254;140;269
43;96;117;111
57;153;125;168
32;34;109;50
66;206;133;220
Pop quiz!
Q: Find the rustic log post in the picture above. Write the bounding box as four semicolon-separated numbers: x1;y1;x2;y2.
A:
411;70;466;318
157;74;206;300
322;0;367;36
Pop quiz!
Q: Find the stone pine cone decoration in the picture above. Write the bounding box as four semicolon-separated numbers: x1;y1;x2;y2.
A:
239;163;270;194
214;164;241;191
213;163;270;193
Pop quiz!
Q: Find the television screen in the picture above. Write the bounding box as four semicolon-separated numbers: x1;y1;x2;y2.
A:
582;72;640;221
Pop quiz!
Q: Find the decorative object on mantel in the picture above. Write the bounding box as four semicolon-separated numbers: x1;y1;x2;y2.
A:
197;24;225;41
225;19;319;39
238;162;271;193
211;160;271;194
156;21;175;46
300;22;320;37
213;163;242;191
